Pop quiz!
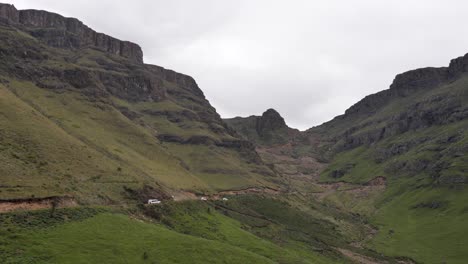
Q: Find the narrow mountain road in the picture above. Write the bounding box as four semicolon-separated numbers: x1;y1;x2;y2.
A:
171;187;281;202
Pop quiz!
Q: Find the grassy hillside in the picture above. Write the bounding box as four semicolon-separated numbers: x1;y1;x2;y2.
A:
319;128;468;263
0;199;361;264
226;52;468;263
315;68;468;263
0;81;207;201
0;209;277;263
2;3;468;263
0;20;278;202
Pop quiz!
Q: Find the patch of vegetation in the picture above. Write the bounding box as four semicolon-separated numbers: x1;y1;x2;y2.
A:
143;199;341;263
0;210;280;264
369;186;468;263
318;119;468;263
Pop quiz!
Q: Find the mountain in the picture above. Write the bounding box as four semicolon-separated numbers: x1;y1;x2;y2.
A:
228;55;468;262
1;2;467;264
224;108;299;145
0;3;279;204
0;4;365;264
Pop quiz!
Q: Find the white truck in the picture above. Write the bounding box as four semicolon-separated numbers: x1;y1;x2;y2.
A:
147;199;161;204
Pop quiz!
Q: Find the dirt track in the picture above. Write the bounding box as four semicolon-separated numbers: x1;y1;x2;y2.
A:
171;187;281;202
0;196;77;213
312;176;387;201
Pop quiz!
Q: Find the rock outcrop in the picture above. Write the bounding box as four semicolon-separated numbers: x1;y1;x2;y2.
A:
344;53;468;117
256;108;288;136
389;67;448;92
224;109;298;146
0;3;143;63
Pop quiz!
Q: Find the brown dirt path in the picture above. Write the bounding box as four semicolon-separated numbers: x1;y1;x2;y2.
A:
0;196;77;213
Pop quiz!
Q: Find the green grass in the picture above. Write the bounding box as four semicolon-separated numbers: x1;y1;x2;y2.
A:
0;82;207;202
0;210;279;264
0;25;276;202
320;146;385;183
0;77;276;200
369;185;468;263
143;200;336;263
0;200;360;264
165;143;277;191
318;119;468;263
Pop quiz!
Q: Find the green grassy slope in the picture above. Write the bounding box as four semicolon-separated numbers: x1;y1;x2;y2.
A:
320;135;468;262
0;82;207;201
0;200;356;264
0;21;277;200
315;72;468;263
143;200;338;263
370;186;468;263
0;210;276;264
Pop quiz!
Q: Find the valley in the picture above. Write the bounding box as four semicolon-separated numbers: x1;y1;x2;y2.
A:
0;2;467;263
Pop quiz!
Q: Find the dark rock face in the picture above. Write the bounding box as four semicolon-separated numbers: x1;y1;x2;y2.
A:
389;67;448;92
448;53;468;77
224;108;297;146
344;53;468;118
337;94;468;152
98;71;167;102
146;65;205;98
330;163;355;179
318;51;468;155
256;108;287;136
63;68;93;89
0;3;143;63
155;133;263;163
373;137;429;163
0;3;18;22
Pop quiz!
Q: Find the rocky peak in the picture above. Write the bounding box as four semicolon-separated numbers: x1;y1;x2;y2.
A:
0;3;143;63
344;53;468;117
256;108;287;136
448;53;468;77
389;67;448;92
390;53;468;92
0;3;17;22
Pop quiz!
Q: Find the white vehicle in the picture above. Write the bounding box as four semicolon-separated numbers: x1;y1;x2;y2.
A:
200;197;208;201
222;197;228;201
147;199;161;204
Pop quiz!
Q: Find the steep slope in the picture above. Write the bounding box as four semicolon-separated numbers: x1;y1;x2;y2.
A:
225;109;327;193
2;2;468;263
225;108;298;145
312;55;468;186
0;3;277;203
0;3;403;264
310;56;468;263
228;54;468;263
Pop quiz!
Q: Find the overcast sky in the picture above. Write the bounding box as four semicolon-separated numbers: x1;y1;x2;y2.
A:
8;0;468;130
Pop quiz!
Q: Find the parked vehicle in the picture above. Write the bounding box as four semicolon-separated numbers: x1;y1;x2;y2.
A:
147;199;161;204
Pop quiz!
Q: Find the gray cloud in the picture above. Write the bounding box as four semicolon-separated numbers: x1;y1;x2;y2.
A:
9;0;468;129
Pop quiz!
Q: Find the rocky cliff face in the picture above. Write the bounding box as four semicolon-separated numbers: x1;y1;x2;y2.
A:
311;52;468;156
256;108;288;136
0;3;143;63
299;53;468;187
343;53;468;118
224;109;297;146
227;52;468;187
